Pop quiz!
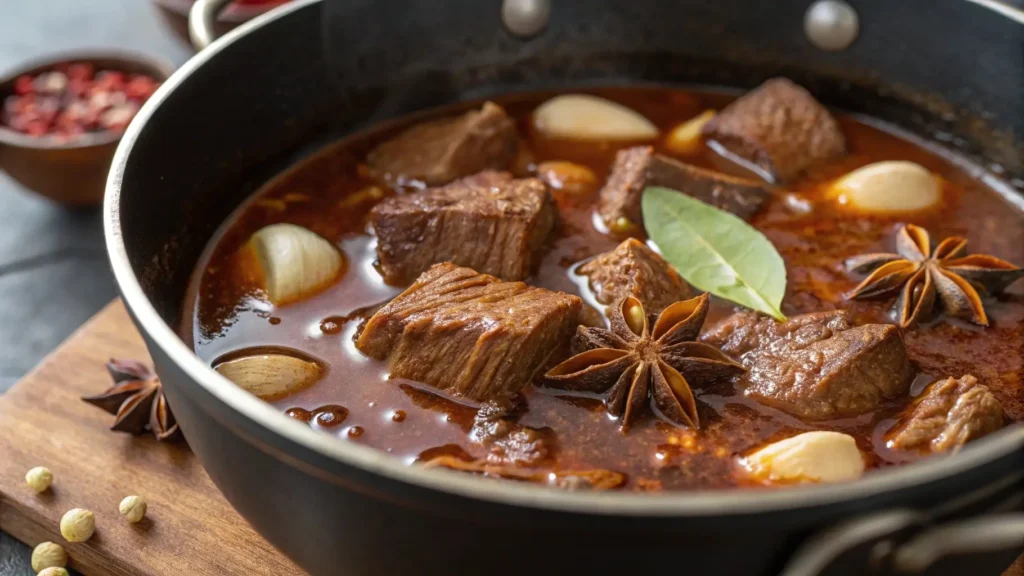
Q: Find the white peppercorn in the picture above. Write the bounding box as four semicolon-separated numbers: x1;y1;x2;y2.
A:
25;466;53;493
118;495;147;523
59;508;95;542
31;541;67;572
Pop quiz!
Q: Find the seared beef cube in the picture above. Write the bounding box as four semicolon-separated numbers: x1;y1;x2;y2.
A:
596;146;773;226
890;375;1004;453
367;102;519;186
597;146;651;226
371;173;556;284
702;78;846;182
702;310;913;419
578;238;691;314
355;263;582;402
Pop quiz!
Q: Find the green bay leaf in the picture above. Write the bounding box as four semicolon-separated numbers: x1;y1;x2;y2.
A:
641;186;787;320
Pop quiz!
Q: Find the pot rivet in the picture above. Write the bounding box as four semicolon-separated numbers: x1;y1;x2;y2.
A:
804;0;859;51
502;0;551;38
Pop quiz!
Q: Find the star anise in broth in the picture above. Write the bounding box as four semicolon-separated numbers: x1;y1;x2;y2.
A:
846;224;1023;328
542;293;744;430
82;358;182;442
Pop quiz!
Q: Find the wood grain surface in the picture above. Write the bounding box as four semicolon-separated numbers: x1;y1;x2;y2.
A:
0;300;303;576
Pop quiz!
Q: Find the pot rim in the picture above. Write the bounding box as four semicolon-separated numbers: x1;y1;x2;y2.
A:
104;0;1024;517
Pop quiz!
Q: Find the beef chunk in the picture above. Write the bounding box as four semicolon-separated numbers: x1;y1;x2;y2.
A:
702;78;846;182
890;375;1005;453
367;102;519;186
578;238;691;314
355;263;582;402
596;146;773;226
471;399;554;466
371;172;556;284
702;310;913;419
597;146;651;226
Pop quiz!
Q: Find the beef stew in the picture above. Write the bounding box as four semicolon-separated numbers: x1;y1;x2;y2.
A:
184;81;1023;492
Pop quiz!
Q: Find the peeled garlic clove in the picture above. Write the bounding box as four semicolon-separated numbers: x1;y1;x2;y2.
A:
741;431;865;484
533;94;658;141
215;353;324;400
665;109;716;155
829;161;941;213
249;223;345;304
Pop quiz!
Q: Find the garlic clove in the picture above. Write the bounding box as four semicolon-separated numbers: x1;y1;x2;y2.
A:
741;431;865;484
214;352;324;401
829;161;942;213
533;94;658;141
248;223;346;305
664;109;716;155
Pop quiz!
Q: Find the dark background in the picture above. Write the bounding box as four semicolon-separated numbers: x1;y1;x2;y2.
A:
0;1;191;572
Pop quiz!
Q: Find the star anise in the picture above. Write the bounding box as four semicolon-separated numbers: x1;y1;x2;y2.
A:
542;293;744;430
846;224;1023;328
82;358;182;442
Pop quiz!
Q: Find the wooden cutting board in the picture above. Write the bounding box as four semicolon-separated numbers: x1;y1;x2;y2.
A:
0;300;303;576
0;300;1019;576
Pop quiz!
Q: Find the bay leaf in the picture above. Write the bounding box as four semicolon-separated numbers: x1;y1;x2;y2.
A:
641;186;787;320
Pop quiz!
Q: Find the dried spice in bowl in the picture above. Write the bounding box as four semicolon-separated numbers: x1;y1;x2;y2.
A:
2;62;160;141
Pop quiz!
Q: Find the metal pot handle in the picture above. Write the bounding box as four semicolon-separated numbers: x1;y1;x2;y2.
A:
781;472;1024;575
188;0;235;51
781;512;1024;575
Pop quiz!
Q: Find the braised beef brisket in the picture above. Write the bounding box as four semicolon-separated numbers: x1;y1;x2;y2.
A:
596;146;773;226
355;263;582;402
702;78;846;182
889;375;1004;453
578;238;691;314
702;310;913;419
366;101;519;186
371;172;555;284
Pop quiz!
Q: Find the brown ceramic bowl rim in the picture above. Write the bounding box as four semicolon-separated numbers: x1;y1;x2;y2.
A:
152;0;291;23
0;50;176;151
106;0;1024;517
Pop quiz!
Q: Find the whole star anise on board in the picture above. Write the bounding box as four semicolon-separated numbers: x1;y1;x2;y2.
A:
846;224;1023;328
82;358;182;442
542;293;744;430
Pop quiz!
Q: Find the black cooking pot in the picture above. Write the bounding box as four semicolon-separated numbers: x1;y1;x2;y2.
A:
105;0;1024;574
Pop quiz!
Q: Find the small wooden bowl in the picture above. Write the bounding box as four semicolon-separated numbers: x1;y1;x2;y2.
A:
0;52;174;207
153;0;291;46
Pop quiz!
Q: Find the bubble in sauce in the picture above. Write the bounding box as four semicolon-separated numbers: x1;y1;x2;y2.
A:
313;405;350;428
285;407;312;423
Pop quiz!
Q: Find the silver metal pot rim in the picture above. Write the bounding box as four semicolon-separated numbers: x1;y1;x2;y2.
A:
104;0;1024;517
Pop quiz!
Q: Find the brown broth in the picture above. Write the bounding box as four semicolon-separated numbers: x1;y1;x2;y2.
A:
183;86;1024;490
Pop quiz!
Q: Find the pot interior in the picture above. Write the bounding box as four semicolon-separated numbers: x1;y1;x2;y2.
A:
111;0;1024;493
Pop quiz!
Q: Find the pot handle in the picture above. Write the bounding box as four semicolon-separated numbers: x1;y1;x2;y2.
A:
781;472;1024;575
188;0;235;51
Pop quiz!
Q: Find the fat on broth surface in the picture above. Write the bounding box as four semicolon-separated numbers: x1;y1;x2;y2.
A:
183;87;1024;490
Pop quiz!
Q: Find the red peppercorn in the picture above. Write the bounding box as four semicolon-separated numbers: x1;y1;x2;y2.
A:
91;70;126;94
23;120;48;136
65;62;94;81
2;63;159;139
125;75;157;100
13;75;34;96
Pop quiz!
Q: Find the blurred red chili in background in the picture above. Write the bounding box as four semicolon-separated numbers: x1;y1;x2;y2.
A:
2;62;161;141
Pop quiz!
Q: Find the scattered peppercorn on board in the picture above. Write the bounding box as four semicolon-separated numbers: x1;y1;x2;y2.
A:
0;300;303;576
